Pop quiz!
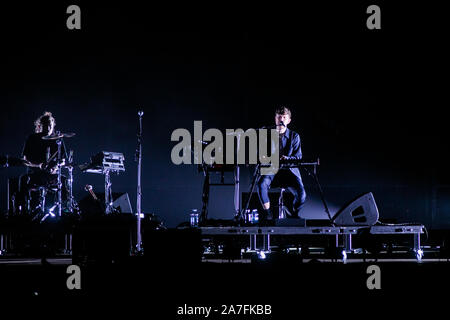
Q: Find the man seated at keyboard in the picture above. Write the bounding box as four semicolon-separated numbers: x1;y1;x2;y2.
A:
257;106;306;223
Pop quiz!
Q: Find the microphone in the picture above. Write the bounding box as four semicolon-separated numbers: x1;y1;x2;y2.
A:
138;110;144;117
259;122;285;129
262;122;284;129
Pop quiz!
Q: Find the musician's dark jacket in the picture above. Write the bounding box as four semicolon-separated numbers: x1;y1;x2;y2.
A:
22;133;63;172
278;127;302;179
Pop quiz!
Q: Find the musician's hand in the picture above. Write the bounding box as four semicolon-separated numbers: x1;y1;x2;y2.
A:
280;155;288;160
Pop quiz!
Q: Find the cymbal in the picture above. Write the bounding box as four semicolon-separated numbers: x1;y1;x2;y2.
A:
42;132;76;140
63;132;76;138
42;133;64;140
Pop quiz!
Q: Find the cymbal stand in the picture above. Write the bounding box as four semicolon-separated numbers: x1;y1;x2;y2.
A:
104;169;114;214
56;135;63;217
65;151;79;214
135;111;144;252
41;133;63;222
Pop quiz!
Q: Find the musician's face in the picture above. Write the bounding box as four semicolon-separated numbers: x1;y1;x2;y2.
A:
42;121;55;135
275;113;291;131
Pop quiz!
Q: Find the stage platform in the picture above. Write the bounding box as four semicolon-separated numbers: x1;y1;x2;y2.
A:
199;224;425;237
0;223;449;306
198;224;426;261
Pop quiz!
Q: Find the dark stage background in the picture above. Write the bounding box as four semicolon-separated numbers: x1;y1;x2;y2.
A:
0;3;449;228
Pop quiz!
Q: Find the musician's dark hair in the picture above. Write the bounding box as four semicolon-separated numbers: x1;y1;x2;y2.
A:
275;106;292;118
34;111;56;133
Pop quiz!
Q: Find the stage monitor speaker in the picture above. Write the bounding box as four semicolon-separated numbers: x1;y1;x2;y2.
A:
79;192;133;215
332;192;379;226
113;193;133;214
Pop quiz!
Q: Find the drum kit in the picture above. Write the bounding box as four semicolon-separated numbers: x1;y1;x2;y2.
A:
1;112;147;256
2;131;79;222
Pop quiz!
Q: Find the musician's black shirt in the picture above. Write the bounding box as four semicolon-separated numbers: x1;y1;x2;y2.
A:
22;133;62;167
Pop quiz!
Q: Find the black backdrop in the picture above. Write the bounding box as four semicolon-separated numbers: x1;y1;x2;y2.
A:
1;3;449;228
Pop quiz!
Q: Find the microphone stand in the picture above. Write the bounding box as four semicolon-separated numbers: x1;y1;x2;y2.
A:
56;133;63;218
239;163;261;222
136;111;144;253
